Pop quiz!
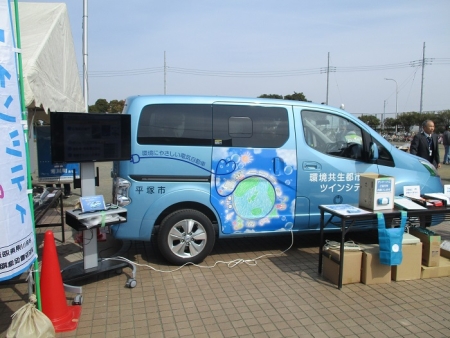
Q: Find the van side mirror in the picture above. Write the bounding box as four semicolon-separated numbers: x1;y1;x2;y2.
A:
369;142;379;161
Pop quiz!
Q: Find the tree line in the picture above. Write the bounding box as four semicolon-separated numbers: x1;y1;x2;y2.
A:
359;111;450;134
87;92;309;113
88;99;125;113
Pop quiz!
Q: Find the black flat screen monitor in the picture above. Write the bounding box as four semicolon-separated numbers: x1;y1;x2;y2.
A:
50;112;131;163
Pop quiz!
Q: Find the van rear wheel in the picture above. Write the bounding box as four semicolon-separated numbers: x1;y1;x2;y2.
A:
157;209;215;265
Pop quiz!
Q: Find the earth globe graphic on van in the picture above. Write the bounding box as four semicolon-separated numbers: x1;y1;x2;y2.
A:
232;176;276;219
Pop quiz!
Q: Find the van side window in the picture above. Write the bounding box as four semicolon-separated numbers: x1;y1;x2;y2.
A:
213;105;289;148
137;104;212;146
301;110;364;160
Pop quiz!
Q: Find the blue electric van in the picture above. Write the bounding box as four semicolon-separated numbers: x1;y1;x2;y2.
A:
111;95;443;265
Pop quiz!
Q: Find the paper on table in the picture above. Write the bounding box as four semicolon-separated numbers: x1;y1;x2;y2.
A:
403;185;421;198
444;185;450;197
394;196;427;210
321;204;372;216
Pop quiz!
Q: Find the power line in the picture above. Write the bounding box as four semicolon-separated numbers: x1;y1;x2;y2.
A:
167;66;322;77
84;58;450;78
88;67;163;77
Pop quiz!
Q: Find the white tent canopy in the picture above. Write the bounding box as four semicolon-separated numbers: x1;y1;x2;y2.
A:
12;2;86;178
16;2;85;113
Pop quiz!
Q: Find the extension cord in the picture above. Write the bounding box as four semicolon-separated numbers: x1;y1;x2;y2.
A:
323;240;361;251
343;245;361;251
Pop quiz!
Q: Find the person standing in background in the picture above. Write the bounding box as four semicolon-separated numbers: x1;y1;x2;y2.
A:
442;125;450;164
410;120;441;169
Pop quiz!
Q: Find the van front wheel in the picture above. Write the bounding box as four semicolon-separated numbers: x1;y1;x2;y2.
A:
157;209;215;265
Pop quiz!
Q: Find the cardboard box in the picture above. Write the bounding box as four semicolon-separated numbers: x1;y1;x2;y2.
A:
361;246;391;285
409;228;441;267
403;233;421;244
359;173;395;211
421;256;450;279
391;242;422;281
322;249;362;285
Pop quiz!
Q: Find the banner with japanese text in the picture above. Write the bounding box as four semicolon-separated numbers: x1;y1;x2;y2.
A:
0;0;36;281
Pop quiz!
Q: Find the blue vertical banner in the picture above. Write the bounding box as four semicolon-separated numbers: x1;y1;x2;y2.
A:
0;1;36;281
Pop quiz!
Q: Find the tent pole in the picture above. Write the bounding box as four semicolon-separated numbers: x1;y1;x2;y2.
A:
13;0;42;311
82;0;96;195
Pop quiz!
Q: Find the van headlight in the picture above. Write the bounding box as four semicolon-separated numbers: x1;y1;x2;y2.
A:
114;177;131;206
419;160;438;176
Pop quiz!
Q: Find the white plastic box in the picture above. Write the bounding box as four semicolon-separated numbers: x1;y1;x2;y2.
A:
359;173;395;211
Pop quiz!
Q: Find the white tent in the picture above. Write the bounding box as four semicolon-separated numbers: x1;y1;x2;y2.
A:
13;2;86;177
16;2;85;113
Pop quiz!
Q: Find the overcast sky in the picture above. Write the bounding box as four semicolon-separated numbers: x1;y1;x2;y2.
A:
19;0;450;117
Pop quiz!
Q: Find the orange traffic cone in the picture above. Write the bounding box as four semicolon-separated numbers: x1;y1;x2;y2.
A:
40;230;82;332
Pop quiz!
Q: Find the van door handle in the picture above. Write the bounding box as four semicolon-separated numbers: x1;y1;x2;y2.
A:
274;157;281;175
303;161;321;170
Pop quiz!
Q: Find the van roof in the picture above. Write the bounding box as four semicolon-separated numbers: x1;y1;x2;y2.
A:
125;94;342;112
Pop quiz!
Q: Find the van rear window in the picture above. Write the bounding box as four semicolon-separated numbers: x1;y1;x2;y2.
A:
137;104;212;146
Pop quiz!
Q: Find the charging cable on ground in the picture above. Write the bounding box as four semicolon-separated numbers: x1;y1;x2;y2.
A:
111;228;295;274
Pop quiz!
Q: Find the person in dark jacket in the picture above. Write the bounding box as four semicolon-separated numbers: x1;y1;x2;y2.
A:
442;125;450;164
410;120;441;169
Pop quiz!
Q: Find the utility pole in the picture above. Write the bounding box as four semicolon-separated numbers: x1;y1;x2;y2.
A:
385;78;398;134
326;52;330;105
420;42;425;113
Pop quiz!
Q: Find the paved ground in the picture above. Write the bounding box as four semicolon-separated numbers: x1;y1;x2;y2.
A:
2;147;450;338
2;213;450;338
